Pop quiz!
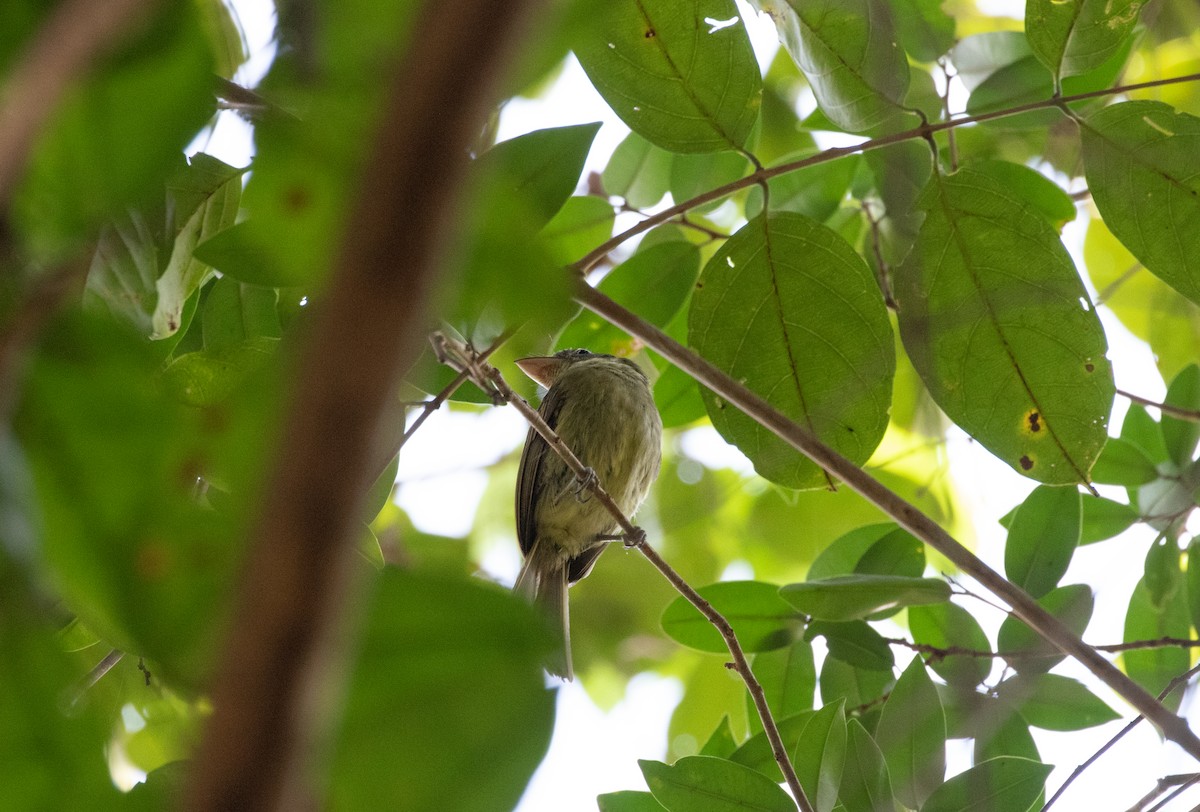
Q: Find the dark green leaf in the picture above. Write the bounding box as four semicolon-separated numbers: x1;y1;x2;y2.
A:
861;140;932;265
329;571;554;812
895;166;1114;483
1004;485;1081;598
201;277;281;351
1124;575;1191;711
1122;403;1170;464
890;0;955;62
875;657;945;809
996;673;1119;730
750;639;817;733
1188;536;1200;633
974;713;1041;765
192;221;303;288
700;717;739;759
689;213;895;489
967;160;1076;229
598;791;668;812
922;757;1053;812
998;584;1093;674
1079;495;1139;543
731;711;816;778
765;0;916;133
640;755;796;812
654;360;708;428
541;195;616;265
1027;0;1146;78
782;575;950;620
910;602;993;687
575;0;762;153
163;337;279;407
661;581;802;653
1081;101;1200;306
1162;365;1200;465
840;718;894;812
1144;538;1183;608
854;527;925;578
808;620;895;671
671;150;750;212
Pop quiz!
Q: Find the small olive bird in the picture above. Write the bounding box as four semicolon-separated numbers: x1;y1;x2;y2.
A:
514;349;662;680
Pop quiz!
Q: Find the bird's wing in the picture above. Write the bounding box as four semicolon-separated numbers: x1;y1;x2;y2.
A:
515;384;568;558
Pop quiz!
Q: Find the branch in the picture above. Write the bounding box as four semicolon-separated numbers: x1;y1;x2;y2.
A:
1042;661;1200;810
431;333;815;812
1118;388;1200;424
185;1;543;808
571;70;1200;276
888;636;1200;661
0;0;157;203
67;649;124;708
573;281;1200;760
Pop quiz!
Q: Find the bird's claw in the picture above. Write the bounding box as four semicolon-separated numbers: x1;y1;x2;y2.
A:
623;526;647;549
573;467;598;502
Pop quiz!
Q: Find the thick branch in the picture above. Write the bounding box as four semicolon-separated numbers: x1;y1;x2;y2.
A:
185;1;541;808
0;0;156;202
432;334;814;812
573;281;1200;760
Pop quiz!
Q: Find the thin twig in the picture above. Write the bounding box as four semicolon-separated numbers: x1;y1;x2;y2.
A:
1042;662;1200;811
431;333;814;812
1130;773;1200;812
570;71;1200;276
1119;389;1200;424
889;636;1200;661
573;281;1200;760
67;649;124;708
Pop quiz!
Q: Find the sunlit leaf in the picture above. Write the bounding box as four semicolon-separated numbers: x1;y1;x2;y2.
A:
895;166;1113;483
641;755;796;812
661;581;802;653
1004;485;1081;598
689;213;895;489
782;574;950;620
1027;0;1146;79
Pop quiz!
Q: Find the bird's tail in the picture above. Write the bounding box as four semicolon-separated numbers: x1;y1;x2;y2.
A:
514;541;573;680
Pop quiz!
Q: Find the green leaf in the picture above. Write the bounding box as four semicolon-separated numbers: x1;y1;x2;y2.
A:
1162;365;1200;465
671;150;751;213
640;755;796;812
967;160;1077;229
862;140;932;264
819;654;893;708
163;338;280;407
807;523;897;580
910;602;993;687
661;581;802;653
839;718;894;812
998;584;1093;674
875;657;945;809
749;639;817;733
730;711;816;777
922;757;1053;812
700;717;739;759
200;277;282;351
575;0;762;153
1121;404;1169;465
1004;485;1081;598
895;166;1114;483
807;620;895;671
1081;101;1200;306
540;195;616;266
12;4;214;254
781;575;950;621
603;132;674;208
598;791;668;811
329;570;554;812
890;0;955;62
854;527;925;579
1124;576;1190;711
1027;0;1146;79
764;0;916;133
996;673;1120;730
792;701;847;812
746;153;860;222
557;241;701;355
1079;495;1139;543
689;213;895;489
974;713;1041;765
153;154;246;338
1090;437;1160;486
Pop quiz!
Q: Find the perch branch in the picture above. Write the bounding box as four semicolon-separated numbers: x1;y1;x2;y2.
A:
1118;388;1200;424
431;333;814;812
572;281;1200;760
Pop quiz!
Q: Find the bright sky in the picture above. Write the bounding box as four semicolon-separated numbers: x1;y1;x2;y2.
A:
197;1;1200;809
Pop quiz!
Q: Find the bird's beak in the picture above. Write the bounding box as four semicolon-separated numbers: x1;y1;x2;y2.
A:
516;356;568;388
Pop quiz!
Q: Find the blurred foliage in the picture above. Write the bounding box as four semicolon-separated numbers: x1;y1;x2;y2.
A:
5;0;1200;809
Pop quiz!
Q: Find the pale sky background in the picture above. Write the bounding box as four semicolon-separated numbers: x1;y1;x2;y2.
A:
190;1;1200;809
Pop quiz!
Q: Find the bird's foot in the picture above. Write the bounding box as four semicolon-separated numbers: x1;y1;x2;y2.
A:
622;526;647;549
573;467;598;502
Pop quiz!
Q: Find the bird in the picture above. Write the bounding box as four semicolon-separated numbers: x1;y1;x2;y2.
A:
514;348;663;680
